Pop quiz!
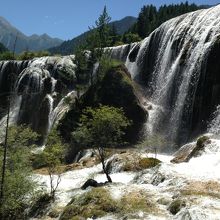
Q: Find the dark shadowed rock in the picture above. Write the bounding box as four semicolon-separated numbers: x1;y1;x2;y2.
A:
81;179;108;190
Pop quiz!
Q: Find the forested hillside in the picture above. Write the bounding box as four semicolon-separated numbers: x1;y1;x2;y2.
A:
131;2;204;38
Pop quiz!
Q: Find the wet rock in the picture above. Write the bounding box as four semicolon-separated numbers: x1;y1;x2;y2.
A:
171;136;210;163
151;171;166;186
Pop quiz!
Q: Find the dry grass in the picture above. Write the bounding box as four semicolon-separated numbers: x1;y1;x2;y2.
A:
181;180;220;199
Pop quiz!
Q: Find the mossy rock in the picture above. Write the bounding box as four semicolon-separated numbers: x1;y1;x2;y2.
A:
123;157;161;172
196;136;210;149
168;199;186;215
139;157;161;169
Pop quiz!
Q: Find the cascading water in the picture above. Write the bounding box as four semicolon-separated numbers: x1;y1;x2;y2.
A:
49;91;77;131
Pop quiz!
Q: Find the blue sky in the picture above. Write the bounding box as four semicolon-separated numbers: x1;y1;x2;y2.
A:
0;0;219;40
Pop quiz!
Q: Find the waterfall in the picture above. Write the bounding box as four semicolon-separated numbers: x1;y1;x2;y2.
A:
110;5;220;146
49;91;76;130
0;56;76;140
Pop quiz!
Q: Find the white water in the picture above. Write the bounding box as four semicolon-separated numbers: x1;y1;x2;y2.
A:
33;136;220;219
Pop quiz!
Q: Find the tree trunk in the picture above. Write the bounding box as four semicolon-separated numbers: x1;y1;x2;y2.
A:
101;158;112;182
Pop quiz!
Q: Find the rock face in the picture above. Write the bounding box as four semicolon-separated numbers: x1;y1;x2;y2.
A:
58;64;147;161
0;56;76;141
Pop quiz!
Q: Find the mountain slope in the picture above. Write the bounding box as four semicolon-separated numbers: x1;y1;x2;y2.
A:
0;16;63;53
0;42;8;53
49;16;137;55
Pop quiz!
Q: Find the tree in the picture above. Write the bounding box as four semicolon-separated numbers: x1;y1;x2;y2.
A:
72;105;130;182
0;126;38;219
85;6;112;84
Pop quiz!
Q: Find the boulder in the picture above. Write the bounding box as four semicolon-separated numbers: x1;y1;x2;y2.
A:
171;136;210;163
81;179;108;190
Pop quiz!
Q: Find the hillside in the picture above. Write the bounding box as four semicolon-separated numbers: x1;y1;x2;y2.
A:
0;42;8;53
49;16;137;55
0;16;63;53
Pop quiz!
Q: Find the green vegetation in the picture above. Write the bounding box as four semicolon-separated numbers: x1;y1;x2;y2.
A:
0;126;38;219
128;2;202;39
60;188;157;220
17;50;50;60
72;105;130;182
0;51;14;60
